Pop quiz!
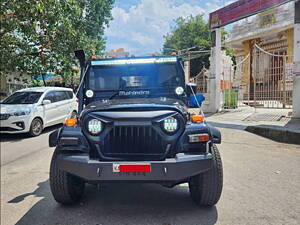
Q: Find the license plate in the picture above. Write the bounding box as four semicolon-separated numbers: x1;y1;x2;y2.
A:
113;164;151;173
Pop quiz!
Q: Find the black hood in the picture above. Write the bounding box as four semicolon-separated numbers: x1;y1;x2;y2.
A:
83;98;187;114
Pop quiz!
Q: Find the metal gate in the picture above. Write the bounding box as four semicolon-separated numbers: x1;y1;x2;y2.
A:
231;41;293;109
221;54;250;109
191;67;208;94
250;43;293;108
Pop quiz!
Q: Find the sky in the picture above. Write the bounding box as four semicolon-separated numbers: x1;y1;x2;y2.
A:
104;0;234;55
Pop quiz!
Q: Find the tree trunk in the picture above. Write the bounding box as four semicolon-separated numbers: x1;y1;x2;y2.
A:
41;72;47;86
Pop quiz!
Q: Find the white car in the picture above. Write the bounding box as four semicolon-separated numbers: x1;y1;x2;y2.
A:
0;87;78;136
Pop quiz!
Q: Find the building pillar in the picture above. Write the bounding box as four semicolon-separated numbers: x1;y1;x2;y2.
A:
293;0;300;118
209;28;222;112
184;60;190;84
286;28;294;63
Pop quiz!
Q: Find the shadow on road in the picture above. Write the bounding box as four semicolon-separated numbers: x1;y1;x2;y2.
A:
12;180;218;225
8;181;49;204
0;124;62;143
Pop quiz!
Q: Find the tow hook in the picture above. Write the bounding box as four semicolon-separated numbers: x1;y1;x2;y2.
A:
97;168;101;177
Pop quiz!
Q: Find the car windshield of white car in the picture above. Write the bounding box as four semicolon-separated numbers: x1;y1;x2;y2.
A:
2;92;43;104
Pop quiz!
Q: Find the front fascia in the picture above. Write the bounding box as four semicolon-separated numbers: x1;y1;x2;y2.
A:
55;119;213;161
81;109;186;161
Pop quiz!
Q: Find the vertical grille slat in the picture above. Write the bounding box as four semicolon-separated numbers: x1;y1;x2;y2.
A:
102;125;165;159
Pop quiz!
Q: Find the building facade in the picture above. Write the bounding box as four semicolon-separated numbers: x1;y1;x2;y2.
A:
0;72;32;99
226;1;294;108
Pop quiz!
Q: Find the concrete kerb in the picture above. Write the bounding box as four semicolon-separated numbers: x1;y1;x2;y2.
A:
203;107;300;145
245;125;300;145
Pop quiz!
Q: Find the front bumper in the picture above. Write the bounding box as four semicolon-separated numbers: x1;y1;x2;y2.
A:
0;115;31;133
57;153;213;182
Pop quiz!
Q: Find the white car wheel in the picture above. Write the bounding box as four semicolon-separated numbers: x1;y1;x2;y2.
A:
29;118;43;136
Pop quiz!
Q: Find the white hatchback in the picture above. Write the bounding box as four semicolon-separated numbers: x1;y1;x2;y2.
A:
0;87;78;136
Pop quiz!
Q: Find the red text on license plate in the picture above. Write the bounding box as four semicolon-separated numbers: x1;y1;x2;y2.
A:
113;164;151;173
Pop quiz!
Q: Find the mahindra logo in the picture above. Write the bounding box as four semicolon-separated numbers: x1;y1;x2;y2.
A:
119;90;150;96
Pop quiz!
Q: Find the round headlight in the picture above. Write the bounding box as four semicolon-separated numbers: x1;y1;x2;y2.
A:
175;86;184;95
88;119;102;134
163;116;178;133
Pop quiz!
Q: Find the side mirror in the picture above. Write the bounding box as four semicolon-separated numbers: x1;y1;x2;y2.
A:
186;83;197;96
49;129;60;147
74;50;86;67
42;99;51;105
188;93;205;108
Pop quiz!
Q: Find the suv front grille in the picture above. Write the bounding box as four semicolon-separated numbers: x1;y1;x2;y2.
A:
0;114;10;120
101;126;166;159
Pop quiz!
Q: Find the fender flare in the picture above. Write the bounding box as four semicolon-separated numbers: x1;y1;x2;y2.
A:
207;125;221;144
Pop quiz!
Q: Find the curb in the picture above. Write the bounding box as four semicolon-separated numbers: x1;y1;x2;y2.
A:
245;126;300;145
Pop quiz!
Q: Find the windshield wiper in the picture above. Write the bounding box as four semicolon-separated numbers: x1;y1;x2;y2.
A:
108;91;120;100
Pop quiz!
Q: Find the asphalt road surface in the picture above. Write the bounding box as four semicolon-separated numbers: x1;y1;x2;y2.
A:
1;125;299;225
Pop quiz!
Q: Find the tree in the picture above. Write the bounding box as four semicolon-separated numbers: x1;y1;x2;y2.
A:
0;0;114;86
162;15;211;77
162;15;234;77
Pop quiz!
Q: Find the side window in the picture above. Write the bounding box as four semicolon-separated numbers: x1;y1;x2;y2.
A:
65;91;73;99
43;92;55;103
54;91;68;102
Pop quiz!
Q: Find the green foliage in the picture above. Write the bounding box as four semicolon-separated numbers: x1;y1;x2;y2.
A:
162;15;211;77
163;15;211;53
162;15;234;77
0;0;114;86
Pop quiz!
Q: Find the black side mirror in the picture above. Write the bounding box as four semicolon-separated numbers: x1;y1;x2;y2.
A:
49;129;60;147
74;50;86;67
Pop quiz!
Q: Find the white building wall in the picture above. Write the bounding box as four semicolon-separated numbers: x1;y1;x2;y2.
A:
3;72;32;96
227;2;294;45
202;50;233;113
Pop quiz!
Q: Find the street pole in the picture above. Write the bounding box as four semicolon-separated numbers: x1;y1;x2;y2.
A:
188;52;191;80
293;0;300;118
184;60;189;84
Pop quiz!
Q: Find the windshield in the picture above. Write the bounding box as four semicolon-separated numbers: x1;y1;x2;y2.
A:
88;63;184;94
2;92;43;104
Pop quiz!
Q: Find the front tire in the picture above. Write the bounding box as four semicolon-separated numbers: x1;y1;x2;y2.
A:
188;144;223;206
50;149;85;205
29;118;43;136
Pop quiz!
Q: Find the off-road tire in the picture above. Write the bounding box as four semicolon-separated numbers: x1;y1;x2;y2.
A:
29;118;43;136
188;144;223;206
50;149;85;205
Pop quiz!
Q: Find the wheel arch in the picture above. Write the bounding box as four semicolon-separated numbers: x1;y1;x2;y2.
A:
32;116;44;125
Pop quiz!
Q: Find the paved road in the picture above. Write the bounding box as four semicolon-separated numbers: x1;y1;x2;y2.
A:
1;126;299;225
